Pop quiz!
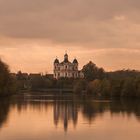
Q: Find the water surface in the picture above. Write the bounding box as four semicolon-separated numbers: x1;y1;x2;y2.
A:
0;93;140;140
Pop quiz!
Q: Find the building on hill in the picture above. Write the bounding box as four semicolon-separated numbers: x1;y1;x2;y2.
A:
53;53;84;79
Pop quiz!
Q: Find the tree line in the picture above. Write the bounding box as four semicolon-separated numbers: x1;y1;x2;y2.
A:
1;59;140;98
74;61;140;98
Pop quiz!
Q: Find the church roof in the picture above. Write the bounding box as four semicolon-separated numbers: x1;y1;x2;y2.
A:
73;58;78;64
55;53;78;65
64;53;68;57
54;58;59;64
60;61;72;65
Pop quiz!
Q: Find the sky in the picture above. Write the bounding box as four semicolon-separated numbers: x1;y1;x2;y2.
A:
0;0;140;73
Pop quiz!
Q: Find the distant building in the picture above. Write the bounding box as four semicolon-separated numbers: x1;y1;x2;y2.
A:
16;71;29;80
29;73;41;78
54;53;84;79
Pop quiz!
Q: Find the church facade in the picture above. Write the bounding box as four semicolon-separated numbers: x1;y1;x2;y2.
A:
53;53;84;79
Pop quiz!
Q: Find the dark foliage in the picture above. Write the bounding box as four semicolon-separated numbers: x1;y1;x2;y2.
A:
0;60;17;96
82;61;105;81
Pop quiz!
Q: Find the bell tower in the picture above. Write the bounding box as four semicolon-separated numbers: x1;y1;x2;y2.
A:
64;52;69;63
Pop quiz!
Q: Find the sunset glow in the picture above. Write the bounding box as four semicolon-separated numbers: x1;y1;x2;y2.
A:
0;0;140;73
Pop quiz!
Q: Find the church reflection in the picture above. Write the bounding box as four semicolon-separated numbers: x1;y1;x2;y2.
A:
53;100;78;131
1;95;140;132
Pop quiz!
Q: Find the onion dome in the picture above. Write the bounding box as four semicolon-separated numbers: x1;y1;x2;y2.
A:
64;53;68;60
73;58;78;64
64;53;69;63
64;53;68;58
54;58;59;64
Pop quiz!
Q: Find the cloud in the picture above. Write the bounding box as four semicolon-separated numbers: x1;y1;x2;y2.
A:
0;0;140;72
0;0;140;46
114;15;126;21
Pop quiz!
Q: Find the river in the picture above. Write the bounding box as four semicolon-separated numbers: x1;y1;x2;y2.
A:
0;93;140;140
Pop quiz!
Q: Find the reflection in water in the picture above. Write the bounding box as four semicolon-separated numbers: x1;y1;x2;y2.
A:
53;100;78;131
0;99;11;129
0;94;140;140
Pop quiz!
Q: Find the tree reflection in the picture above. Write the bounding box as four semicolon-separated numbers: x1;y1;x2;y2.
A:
0;98;11;129
1;94;140;132
52;96;140;130
110;99;140;120
81;100;109;123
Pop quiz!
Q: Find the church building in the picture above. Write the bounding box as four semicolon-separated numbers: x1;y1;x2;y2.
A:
53;53;84;79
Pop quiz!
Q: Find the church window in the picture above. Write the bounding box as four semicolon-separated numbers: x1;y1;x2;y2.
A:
72;73;74;77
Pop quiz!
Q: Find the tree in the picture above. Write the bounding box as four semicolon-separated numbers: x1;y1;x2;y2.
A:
121;78;137;97
82;61;105;81
135;77;140;97
73;79;87;94
87;79;102;96
110;79;124;97
100;79;111;97
0;59;17;96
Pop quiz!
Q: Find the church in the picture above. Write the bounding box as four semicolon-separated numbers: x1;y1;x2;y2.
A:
54;53;84;79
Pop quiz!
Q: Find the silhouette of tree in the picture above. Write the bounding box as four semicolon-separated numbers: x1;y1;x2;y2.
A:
82;61;105;81
0;59;17;96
